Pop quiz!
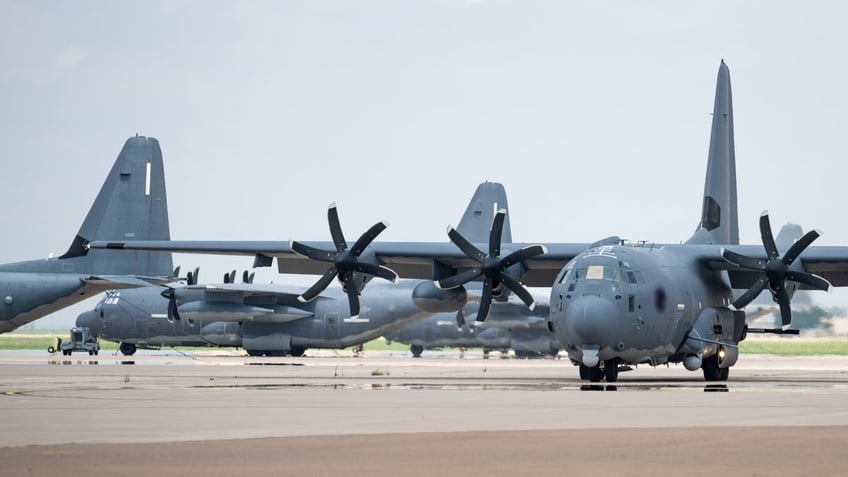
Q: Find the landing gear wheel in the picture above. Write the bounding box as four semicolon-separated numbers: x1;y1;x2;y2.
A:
410;345;423;358
245;349;263;357
581;364;604;382
290;347;306;357
119;342;137;356
702;354;725;381
603;358;620;383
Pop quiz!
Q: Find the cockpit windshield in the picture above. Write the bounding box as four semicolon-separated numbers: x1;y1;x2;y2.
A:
575;265;620;282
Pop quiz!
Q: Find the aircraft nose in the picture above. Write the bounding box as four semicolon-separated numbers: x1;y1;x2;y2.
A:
76;310;100;336
564;295;620;346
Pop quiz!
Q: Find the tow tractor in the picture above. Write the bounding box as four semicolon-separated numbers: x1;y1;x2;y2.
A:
47;327;100;356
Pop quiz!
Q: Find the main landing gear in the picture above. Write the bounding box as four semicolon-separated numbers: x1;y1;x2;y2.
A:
701;354;729;381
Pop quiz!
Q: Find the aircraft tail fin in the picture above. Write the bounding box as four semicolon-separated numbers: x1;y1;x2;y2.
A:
456;182;512;244
59;135;173;276
687;60;740;245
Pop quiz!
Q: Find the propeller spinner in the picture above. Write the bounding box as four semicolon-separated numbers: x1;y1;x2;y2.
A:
291;203;398;318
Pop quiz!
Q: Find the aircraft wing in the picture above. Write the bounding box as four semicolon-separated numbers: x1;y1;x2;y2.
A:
83;275;175;288
89;240;589;287
698;244;848;289
185;282;306;299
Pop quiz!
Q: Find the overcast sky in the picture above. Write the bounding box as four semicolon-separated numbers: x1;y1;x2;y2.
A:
2;1;847;328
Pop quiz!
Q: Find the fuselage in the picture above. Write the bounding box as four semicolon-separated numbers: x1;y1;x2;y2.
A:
78;283;433;352
549;244;734;367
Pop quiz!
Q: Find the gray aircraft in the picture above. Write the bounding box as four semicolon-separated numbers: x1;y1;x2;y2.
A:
90;61;848;382
78;182;512;356
78;278;432;356
384;300;560;358
0;135;173;333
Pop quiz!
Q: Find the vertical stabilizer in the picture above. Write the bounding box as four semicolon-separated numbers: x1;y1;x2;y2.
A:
687;60;739;245
60;136;173;276
456;182;511;243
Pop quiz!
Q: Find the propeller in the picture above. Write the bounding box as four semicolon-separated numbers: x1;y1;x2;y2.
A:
290;203;398;318
721;211;830;326
436;209;547;323
223;270;237;284
161;287;180;321
186;267;200;286
242;270;255;284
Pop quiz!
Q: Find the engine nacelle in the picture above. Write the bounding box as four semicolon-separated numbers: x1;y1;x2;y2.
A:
412;281;468;313
200;322;242;346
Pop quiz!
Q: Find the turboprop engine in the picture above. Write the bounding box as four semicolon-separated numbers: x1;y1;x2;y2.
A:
412;281;468;313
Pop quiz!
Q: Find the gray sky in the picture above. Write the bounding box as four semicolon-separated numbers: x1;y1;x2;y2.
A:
2;1;847;328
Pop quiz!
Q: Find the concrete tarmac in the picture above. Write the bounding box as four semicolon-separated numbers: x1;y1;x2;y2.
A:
1;351;848;476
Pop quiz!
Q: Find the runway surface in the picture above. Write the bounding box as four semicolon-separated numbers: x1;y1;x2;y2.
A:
1;350;847;476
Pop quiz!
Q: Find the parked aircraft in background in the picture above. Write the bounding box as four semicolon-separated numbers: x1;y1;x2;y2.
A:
80;182;512;356
91;61;848;382
78;278;431;356
0;135;174;333
384;300;559;358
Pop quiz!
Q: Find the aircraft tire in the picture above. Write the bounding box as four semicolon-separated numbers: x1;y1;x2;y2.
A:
290;347;305;357
603;358;620;382
701;354;722;381
245;349;263;357
586;365;604;382
119;342;137;356
410;345;423;358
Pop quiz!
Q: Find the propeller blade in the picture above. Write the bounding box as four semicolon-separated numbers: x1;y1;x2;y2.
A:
352;262;398;282
774;282;792;327
436;268;482;290
488;209;507;257
785;270;831;292
783;229;821;266
327;203;347;253
721;248;766;270
759;212;779;260
344;283;361;318
732;275;770;309
447;227;486;263
291;241;336;262
350;222;388;257
223;272;230;283
500;245;548;269
498;273;536;309
455;309;466;329
173;265;181;278
298;268;338;303
475;280;494;324
167;298;180;321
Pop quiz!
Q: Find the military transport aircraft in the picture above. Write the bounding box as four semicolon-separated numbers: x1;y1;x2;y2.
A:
90;61;848;382
384;300;560;358
78;182;513;356
0;135;174;333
